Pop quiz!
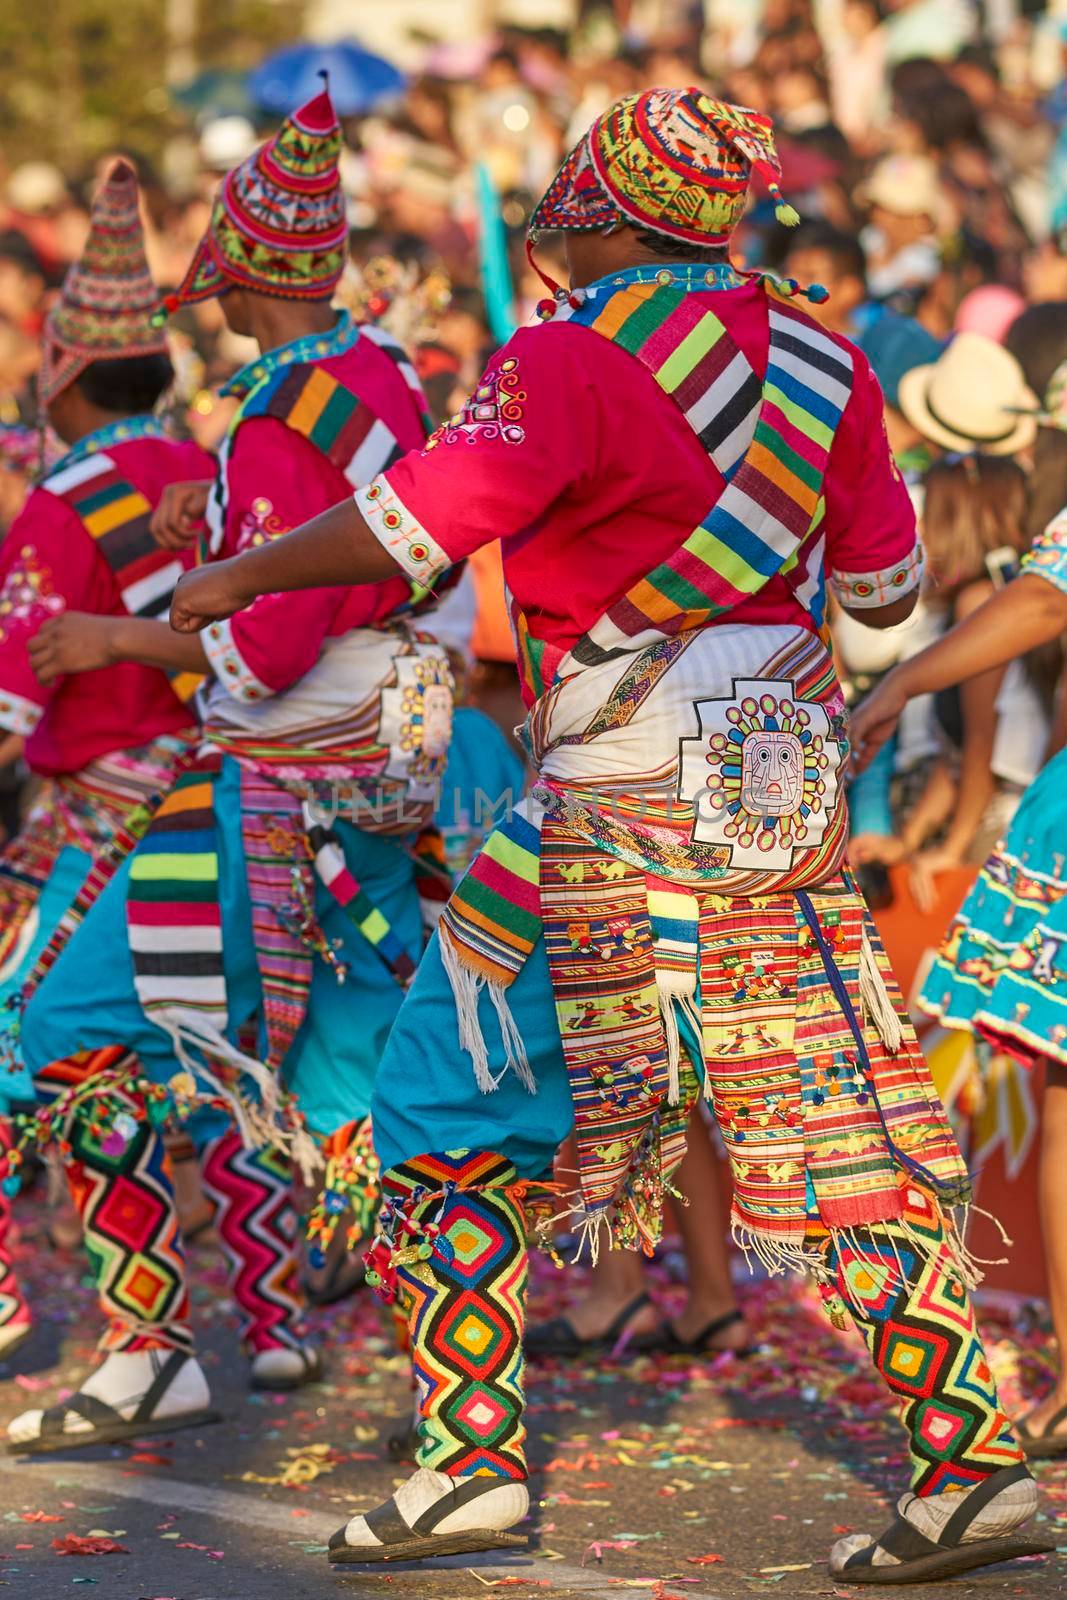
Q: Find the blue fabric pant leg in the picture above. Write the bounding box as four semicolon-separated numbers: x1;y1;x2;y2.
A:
370;928;574;1179
282;823;425;1137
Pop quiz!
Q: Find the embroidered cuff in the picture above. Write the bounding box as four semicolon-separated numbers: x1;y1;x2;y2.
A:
0;688;42;737
829;542;924;609
355;476;451;589
203;616;274;704
1021;509;1067;597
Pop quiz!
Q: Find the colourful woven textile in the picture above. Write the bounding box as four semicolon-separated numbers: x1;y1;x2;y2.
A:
238;771;316;1069
305;810;417;986
445;280;852;994
440;805;543;988
172;87;346;308
531;87;795;246
200;1128;305;1354
918;730;1067;1068
699;881;966;1249
541;823;698;1233
42;158;167;403
819;1183;1025;1495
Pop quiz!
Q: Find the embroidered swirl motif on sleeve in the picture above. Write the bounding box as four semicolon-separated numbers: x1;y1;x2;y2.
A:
235;496;292;550
428;356;527;449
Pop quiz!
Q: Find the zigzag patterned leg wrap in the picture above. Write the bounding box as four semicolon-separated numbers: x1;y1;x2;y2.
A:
823;1184;1025;1495
378;1151;529;1481
0;1119;29;1335
199;1130;305;1354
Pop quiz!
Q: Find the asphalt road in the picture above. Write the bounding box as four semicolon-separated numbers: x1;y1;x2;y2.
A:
0;1207;1062;1600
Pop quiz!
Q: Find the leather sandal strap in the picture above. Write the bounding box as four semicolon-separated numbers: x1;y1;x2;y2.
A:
857;1515;941;1565
364;1497;415;1546
40;1391;122;1439
602;1292;652;1344
695;1308;744;1343
132;1349;188;1424
941;1463;1031;1548
1042;1404;1067;1437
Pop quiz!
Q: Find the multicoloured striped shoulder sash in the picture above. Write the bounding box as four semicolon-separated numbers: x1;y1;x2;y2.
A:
518;278;854;693
43;451;184;622
235;322;431;490
43;451;202;705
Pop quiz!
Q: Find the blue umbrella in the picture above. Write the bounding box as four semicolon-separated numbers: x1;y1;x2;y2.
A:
248;38;405;118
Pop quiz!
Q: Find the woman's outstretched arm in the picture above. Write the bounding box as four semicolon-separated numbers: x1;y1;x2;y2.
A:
849;574;1067;771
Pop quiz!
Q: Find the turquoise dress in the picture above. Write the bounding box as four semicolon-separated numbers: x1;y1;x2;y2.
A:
919;511;1067;1064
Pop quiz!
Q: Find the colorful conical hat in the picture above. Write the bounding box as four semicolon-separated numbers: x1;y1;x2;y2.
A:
530;86;798;247
168;85;347;310
41;158;167;404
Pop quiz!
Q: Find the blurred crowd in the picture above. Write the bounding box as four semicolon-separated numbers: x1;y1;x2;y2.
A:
3;0;1067;907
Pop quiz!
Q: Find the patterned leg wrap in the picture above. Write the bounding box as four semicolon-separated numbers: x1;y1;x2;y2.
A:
66;1086;192;1354
0;1120;29;1335
377;1152;528;1481
199;1130;304;1354
822;1184;1025;1495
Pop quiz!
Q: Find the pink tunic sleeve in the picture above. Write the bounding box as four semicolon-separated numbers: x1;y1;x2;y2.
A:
823;357;924;610
203;417;404;701
354;328;589;590
0;490;103;736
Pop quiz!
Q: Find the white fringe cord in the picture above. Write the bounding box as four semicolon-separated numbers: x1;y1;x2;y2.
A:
153;1011;323;1185
439;931;535;1095
860;927;903;1053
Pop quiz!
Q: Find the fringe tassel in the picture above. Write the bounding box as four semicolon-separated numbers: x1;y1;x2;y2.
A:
661;996;681;1107
731;1198;991;1300
439;931;500;1093
153;1013;322;1186
730;1218;825;1278
487;980;535;1094
562;1205;613;1268
860;927;902;1054
440;932;534;1095
955;1199;1012;1275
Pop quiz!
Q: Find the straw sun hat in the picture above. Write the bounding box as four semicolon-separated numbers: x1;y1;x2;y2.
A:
897;331;1038;455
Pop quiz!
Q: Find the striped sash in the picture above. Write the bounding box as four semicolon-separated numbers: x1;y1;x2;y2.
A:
127;754;227;1029
237;361;409;489
518;278;853;693
45;452;202;704
44;453;184;622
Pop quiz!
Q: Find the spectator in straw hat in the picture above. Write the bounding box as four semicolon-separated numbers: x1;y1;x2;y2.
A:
897;331;1038;457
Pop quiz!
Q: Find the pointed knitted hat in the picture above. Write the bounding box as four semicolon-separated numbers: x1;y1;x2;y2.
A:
41;158;167;405
167;84;347;311
530;86;797;247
